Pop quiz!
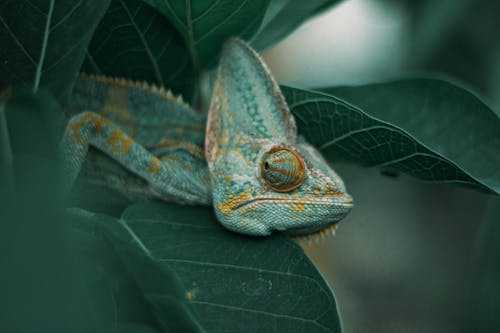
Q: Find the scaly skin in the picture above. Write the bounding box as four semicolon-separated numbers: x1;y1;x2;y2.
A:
61;39;353;237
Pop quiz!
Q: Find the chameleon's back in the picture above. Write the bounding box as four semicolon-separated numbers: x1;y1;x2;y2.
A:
65;74;207;201
67;74;206;146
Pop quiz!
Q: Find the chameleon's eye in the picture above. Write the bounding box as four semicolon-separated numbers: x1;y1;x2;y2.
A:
260;147;305;192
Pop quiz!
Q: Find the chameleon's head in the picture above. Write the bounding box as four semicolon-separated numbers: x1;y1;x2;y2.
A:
205;38;353;237
208;140;353;236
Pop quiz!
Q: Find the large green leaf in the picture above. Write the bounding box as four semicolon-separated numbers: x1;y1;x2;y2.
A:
68;211;165;333
1;88;165;332
95;201;342;333
252;0;342;51
0;0;111;99
91;210;205;333
282;80;500;194
82;0;194;98
143;0;271;71
1;90;162;333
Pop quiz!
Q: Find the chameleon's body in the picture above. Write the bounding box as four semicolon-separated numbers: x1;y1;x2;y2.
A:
61;39;352;237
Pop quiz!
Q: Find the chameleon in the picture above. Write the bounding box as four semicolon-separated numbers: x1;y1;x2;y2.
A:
61;38;353;238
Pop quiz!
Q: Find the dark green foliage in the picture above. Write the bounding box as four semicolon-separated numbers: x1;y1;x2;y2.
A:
283;80;500;194
1;0;499;332
141;0;271;71
0;0;111;99
91;202;342;332
82;0;195;98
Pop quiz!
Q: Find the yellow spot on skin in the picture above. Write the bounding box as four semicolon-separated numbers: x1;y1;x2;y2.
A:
70;113;111;142
324;183;342;196
107;129;133;155
290;200;306;212
148;156;161;174
217;189;253;215
108;89;126;110
181;161;192;172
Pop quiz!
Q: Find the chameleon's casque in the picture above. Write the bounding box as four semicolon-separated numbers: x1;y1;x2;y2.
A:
205;39;353;236
61;38;352;238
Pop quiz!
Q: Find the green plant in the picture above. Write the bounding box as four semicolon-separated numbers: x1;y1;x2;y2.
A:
1;1;499;332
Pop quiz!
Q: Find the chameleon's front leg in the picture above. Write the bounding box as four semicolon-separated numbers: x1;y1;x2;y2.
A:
60;111;210;205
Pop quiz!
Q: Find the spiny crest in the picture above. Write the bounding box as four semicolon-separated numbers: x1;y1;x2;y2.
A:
78;73;188;108
294;223;341;243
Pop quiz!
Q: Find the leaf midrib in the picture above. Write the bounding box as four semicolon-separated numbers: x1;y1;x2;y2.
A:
33;0;55;93
119;0;164;86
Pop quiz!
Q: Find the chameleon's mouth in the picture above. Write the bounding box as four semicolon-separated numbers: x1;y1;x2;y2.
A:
290;221;342;239
233;194;353;210
230;194;352;237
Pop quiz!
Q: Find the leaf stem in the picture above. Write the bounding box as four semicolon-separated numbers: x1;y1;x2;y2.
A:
33;0;55;94
185;0;200;75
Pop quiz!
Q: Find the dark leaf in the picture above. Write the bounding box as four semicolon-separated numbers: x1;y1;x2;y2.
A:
68;211;165;333
0;0;111;100
92;210;206;333
142;0;271;71
95;201;342;333
283;80;500;194
82;0;195;98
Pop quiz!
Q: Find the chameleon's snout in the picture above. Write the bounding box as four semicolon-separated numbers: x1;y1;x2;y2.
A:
284;193;353;237
213;187;353;237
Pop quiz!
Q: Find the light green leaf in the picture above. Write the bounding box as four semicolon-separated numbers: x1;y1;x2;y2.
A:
0;0;111;99
282;80;500;194
82;0;195;98
96;201;342;333
252;0;342;51
143;0;271;71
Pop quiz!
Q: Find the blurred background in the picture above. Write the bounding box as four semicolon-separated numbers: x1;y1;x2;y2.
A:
263;0;500;332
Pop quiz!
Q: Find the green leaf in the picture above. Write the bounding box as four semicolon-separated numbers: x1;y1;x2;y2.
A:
3;88;65;196
282;80;500;194
143;0;271;71
5;88;63;157
252;0;342;51
68;211;165;333
1;90;162;332
82;0;195;98
91;210;205;333
0;0;111;99
96;201;342;333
